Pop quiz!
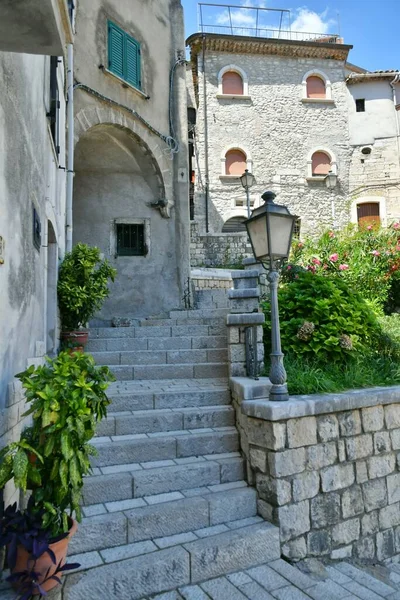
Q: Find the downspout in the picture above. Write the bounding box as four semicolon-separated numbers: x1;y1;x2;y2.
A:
202;35;209;233
390;74;400;168
66;43;74;253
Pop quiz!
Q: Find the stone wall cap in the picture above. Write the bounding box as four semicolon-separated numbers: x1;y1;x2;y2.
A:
227;313;265;326
230;377;272;400
231;270;260;279
241;385;400;421
228;288;260;299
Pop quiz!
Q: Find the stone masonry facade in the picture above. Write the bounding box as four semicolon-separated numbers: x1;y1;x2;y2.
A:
232;382;400;563
190;221;252;267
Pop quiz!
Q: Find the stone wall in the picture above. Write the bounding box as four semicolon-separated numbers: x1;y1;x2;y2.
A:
231;380;400;563
192;51;352;237
190;221;252;267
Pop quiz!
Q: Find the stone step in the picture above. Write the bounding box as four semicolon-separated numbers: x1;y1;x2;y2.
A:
70;485;258;555
85;334;227;353
91;428;239;467
108;362;229;381
96;405;235;436
89;323;227;339
90;348;228;367
64;521;280;599
82;454;244;506
105;380;231;412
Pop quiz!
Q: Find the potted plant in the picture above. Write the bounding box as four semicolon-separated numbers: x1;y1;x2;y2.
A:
0;351;115;597
58;243;116;350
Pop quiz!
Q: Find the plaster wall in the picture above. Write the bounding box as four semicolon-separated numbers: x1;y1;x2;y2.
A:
0;51;67;502
73;0;190;319
193;51;352;237
348;81;399;145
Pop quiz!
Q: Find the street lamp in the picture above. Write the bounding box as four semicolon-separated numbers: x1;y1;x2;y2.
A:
245;191;298;401
240;169;255;218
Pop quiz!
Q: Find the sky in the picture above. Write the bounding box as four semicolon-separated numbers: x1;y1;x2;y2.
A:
182;0;400;71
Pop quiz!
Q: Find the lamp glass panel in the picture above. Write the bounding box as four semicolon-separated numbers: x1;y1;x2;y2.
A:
246;216;269;260
268;214;293;257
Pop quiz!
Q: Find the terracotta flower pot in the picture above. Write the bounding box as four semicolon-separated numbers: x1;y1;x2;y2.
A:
12;519;78;594
61;330;89;351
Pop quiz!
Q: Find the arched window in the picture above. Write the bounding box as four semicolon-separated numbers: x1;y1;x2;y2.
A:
222;71;244;95
306;75;326;99
222;216;247;233
301;69;332;102
225;149;247;176
312;151;331;176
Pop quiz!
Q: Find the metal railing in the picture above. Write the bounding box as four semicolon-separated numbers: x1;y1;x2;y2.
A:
198;3;339;44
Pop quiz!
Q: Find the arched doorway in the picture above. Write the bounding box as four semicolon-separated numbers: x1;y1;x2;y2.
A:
73;124;180;321
46;221;58;354
222;216;247;233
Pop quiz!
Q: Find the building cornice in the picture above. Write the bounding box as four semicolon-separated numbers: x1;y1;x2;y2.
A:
186;32;352;62
346;72;400;84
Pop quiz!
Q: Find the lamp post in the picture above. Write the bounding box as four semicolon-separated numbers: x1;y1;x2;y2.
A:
240;169;255;218
245;191;298;401
325;170;337;228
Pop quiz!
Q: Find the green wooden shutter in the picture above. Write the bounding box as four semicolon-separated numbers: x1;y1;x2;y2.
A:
108;22;124;80
125;36;141;89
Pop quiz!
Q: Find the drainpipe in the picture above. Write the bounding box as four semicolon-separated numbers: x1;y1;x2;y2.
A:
390;74;400;168
66;43;74;253
202;35;209;233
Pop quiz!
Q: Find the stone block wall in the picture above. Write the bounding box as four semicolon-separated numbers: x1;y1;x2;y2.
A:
190;221;252;268
231;381;400;562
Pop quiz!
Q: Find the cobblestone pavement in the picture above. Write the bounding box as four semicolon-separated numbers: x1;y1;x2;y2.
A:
144;559;400;600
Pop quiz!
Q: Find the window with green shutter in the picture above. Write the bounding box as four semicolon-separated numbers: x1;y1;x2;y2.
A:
108;21;141;89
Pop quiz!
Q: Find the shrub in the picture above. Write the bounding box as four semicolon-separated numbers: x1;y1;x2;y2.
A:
289;223;400;312
262;271;383;362
58;243;116;330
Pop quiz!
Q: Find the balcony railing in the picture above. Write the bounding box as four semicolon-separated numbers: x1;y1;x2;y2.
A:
198;3;339;44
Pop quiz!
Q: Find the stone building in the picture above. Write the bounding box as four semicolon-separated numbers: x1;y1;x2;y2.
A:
72;0;190;321
187;18;400;267
347;69;400;227
0;0;73;505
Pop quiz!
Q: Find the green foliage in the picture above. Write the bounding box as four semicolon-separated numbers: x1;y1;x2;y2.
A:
0;352;115;536
58;243;117;331
262;271;383;362
289;223;400;312
275;352;400;396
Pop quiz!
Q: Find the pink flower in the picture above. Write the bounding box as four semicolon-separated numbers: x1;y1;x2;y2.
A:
287;265;292;270
367;225;373;230
371;250;380;256
323;264;328;270
393;223;400;230
297;242;304;248
328;231;335;238
339;264;349;271
329;253;339;262
307;265;316;274
312;257;321;265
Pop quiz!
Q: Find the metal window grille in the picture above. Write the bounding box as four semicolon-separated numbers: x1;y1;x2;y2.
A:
293;219;301;239
48;57;60;155
116;224;146;256
33;206;41;251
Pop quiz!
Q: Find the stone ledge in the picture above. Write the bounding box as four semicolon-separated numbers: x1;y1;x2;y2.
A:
232;270;259;279
226;313;265;326
228;288;260;299
240;385;400;421
230;377;272;400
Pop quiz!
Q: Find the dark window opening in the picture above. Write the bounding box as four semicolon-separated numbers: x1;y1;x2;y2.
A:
188;107;196;221
33;206;41;251
293;219;301;239
48;56;60;156
222;217;247;233
356;99;365;112
116;224;146;256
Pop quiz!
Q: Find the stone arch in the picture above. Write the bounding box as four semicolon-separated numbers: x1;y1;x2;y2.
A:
217;64;249;96
306;146;337;178
74;105;172;212
220;144;253;175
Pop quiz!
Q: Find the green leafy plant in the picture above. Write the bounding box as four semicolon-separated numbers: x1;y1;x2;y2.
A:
289;223;400;312
58;243;117;331
262;271;383;362
0;351;115;536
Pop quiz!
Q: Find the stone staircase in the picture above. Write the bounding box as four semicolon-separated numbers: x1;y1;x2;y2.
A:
62;308;280;599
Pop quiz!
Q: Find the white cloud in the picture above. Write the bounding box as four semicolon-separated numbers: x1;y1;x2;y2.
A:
291;8;334;34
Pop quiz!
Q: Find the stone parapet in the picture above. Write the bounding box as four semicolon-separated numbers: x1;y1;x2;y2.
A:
231;379;400;562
